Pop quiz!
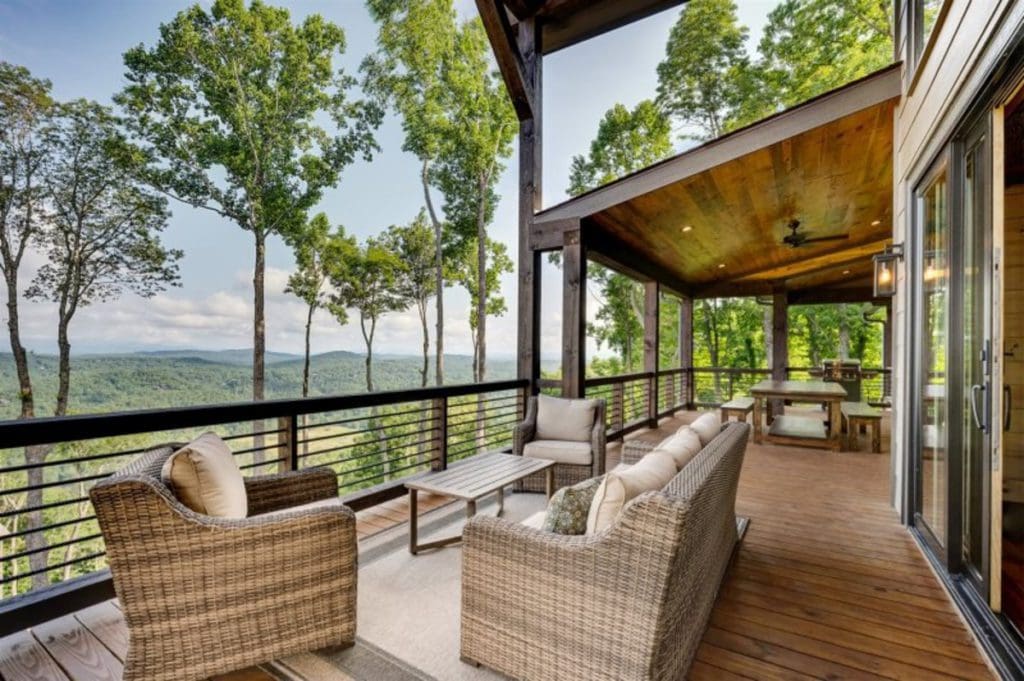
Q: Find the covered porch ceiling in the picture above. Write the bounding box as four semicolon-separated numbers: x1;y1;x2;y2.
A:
533;64;902;304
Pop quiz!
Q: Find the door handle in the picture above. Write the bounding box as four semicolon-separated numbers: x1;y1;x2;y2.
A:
970;384;987;432
1006;384;1013;432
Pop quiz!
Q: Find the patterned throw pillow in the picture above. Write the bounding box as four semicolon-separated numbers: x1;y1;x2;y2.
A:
542;476;602;535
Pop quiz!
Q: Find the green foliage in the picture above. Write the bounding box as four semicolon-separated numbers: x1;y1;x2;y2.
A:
655;0;751;140
733;0;894;127
117;0;381;398
568;100;672;195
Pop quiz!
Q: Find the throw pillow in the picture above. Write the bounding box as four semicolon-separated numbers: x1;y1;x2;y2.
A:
652;426;703;470
542;476;603;535
536;394;600;442
161;432;248;518
690;412;722;446
586;450;676;534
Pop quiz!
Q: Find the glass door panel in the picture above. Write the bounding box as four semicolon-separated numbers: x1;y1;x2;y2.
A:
920;169;950;547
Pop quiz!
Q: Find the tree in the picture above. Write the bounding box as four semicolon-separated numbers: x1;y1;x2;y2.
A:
0;61;52;590
589;270;645;372
734;0;893;127
568;100;672;195
656;0;751;140
22;99;180;588
448;237;512;381
381;210;437;387
330;238;408;392
364;0;458;386
117;0;381;405
366;2;515;385
285;213;352;397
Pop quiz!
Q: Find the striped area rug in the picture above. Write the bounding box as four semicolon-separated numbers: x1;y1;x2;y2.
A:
262;638;431;681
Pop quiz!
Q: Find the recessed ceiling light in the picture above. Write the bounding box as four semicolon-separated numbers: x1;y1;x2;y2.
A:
717;263;726;269
843;269;851;275
682;225;693;233
871;220;882;226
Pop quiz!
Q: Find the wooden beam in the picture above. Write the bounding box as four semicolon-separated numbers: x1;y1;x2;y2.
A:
644;281;660;426
505;0;545;20
562;229;586;398
585;227;691;297
787;286;884;305
476;0;535;121
530;216;580;251
516;18;542;389
771;292;788;416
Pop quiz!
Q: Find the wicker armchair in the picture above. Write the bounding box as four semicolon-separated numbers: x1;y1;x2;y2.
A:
513;395;606;492
462;423;750;681
89;445;357;681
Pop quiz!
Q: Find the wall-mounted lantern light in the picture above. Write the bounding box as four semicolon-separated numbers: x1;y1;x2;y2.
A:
872;244;904;298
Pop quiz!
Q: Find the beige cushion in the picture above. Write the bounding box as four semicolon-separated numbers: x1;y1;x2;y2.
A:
520;510;548;530
586;450;676;534
536;394;599;442
161;433;248;518
690;412;722;446
653;426;703;470
523;439;593;465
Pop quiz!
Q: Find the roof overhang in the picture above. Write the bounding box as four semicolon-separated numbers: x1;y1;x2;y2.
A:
533;64;903;303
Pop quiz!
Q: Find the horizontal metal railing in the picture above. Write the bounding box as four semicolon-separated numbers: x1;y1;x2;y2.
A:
0;378;526;633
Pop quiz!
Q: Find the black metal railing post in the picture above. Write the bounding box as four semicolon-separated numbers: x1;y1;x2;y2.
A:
432;396;448;471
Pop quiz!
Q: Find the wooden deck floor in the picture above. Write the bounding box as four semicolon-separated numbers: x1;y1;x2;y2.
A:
0;411;997;681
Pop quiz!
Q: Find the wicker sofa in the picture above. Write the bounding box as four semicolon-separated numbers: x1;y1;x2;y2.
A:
461;421;749;681
513;394;606;492
89;445;357;681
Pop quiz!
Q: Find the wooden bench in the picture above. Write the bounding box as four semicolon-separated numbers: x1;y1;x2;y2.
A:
841;401;882;453
721;396;755;423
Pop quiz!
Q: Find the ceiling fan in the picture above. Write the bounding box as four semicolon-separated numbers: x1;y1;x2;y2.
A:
781;219;849;248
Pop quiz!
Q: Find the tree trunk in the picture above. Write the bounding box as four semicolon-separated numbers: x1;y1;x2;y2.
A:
302;302;314;398
763;306;773;368
838;307;851;360
476;184;487;384
422;160;444;386
418;299;429;388
253;229;266;462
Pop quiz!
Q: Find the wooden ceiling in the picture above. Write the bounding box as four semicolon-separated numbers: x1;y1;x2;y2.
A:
533;66;901;301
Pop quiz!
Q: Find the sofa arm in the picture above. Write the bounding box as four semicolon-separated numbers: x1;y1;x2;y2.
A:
245;467;338;516
512;396;537;456
591;399;607;475
461;498;684;680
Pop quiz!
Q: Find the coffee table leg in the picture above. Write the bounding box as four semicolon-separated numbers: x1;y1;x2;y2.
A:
545;467;555;499
496;487;505;517
408;488;419;555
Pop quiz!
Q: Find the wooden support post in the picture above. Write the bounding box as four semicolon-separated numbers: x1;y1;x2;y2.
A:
882;302;893;369
644;281;660;426
679;296;694;408
432;396;448;471
277;415;297;473
562;229;586;398
516;18;542;393
771;292;788;420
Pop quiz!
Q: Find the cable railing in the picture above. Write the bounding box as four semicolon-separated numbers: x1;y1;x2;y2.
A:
0;378;526;632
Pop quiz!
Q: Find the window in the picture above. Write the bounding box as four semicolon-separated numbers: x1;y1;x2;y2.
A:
912;0;946;73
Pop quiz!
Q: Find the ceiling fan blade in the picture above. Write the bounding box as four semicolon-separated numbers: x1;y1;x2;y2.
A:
801;234;849;244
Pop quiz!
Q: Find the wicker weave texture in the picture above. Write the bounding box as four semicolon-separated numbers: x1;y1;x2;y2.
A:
461;422;750;680
513;396;606;492
90;445;357;681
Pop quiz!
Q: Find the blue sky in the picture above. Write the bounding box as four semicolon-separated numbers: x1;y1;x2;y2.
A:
0;0;778;359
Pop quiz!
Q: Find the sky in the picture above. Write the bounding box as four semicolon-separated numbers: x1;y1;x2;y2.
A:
0;0;780;360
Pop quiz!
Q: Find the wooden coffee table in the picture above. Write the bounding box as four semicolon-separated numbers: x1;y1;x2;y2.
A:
404;452;555;554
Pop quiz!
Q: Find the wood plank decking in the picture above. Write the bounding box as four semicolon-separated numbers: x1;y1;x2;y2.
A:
0;411;996;681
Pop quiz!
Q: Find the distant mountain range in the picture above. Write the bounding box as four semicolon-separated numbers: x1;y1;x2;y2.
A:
0;349;555;419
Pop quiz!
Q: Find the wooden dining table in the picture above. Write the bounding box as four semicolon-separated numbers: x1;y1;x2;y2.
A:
750;380;848;452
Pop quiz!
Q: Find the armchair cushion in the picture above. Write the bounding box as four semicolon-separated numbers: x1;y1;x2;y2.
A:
255;496;347;519
690;412;722;446
523;439;593;465
654;426;703;470
536;394;599;442
542;476;602;535
161;432;247;518
586;451;676;533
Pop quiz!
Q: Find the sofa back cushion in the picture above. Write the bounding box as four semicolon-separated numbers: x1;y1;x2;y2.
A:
536;394;599;442
653;426;703;470
161;432;248;518
586;451;676;533
690;412;722;446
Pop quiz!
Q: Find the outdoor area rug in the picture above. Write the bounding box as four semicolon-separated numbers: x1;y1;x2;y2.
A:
261;491;545;681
